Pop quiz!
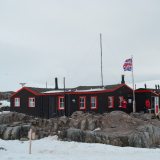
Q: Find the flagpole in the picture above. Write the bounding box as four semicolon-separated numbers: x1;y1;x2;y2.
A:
131;55;136;112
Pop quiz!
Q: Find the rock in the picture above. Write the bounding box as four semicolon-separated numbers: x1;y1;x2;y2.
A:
59;130;67;139
53;123;58;132
71;111;84;119
38;131;44;139
59;116;68;125
38;119;42;126
2;127;13;140
0;115;5;124
20;138;29;141
66;128;83;142
84;131;95;143
110;124;117;128
0;147;7;151
139;114;151;121
10;126;20;140
88;120;96;131
81;119;87;130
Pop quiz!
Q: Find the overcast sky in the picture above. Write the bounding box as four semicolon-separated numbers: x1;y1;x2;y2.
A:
1;0;160;91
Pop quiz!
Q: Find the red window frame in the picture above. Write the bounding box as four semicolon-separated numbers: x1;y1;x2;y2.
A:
14;97;20;107
108;96;114;108
79;96;86;110
28;97;35;107
58;96;65;110
90;96;97;109
118;96;124;108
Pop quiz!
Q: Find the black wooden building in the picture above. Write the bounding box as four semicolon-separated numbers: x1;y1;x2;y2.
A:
10;76;134;118
135;85;160;115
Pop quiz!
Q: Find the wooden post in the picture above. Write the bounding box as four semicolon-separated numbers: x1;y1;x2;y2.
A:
29;129;32;154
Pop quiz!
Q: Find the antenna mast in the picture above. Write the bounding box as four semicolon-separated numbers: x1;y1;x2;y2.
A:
100;34;103;86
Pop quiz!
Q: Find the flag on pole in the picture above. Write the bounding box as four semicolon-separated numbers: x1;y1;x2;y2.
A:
123;58;132;71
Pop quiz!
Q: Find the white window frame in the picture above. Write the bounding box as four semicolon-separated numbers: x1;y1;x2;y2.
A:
29;97;35;107
80;97;86;109
108;96;113;108
59;97;64;109
14;98;20;107
91;97;97;109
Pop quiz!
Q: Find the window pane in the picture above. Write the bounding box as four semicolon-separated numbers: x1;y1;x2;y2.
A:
80;98;84;102
91;97;95;103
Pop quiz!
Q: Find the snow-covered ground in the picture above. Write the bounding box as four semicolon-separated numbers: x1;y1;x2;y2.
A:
0;100;10;108
0;136;160;160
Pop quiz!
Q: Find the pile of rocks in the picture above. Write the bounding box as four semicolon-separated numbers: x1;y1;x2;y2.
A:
1;111;160;148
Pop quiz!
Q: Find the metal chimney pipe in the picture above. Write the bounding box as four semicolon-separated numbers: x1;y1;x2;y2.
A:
155;85;157;90
144;83;146;89
121;75;125;84
55;77;58;89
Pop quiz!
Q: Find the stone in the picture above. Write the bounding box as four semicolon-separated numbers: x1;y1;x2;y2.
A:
110;124;117;128
10;126;20;140
53;123;58;132
2;127;13;140
20;138;29;141
88;120;96;131
66;128;83;142
59;130;67;139
59;116;68;125
71;111;84;119
0;147;7;151
81;119;87;130
84;131;95;143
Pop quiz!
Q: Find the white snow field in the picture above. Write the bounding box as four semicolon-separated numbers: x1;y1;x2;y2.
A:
0;136;160;160
0;100;10;108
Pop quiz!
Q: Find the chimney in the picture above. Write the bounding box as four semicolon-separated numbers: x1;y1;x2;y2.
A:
155;85;157;90
55;77;58;89
121;75;125;84
158;85;159;89
144;83;146;89
135;84;136;90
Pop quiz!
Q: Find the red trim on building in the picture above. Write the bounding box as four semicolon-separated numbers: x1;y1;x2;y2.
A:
14;97;20;107
10;87;37;98
58;96;65;110
79;96;86;110
10;84;133;98
108;96;114;108
135;90;159;96
28;97;35;107
90;96;97;109
118;96;124;108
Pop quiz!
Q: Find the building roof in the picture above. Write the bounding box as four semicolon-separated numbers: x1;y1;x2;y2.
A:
10;83;131;98
72;84;122;92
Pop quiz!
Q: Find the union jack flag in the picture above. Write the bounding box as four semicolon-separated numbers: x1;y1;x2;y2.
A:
123;58;132;71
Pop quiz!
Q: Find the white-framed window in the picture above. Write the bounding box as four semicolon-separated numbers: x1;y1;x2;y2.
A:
14;97;20;107
108;96;114;108
29;97;35;107
58;96;64;110
79;97;86;109
91;97;97;109
119;96;124;107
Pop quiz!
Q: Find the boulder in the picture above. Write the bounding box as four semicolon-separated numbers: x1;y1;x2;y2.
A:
10;126;20;140
84;131;95;143
59;116;68;125
66;128;83;142
81;119;87;130
88;119;97;131
2;127;13;140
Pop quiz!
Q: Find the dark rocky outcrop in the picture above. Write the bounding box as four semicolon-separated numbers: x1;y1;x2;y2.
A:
1;111;160;148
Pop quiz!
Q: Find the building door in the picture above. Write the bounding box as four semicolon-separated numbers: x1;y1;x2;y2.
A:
49;97;56;118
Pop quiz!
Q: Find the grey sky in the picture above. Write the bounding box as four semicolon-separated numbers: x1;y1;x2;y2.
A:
1;0;160;91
